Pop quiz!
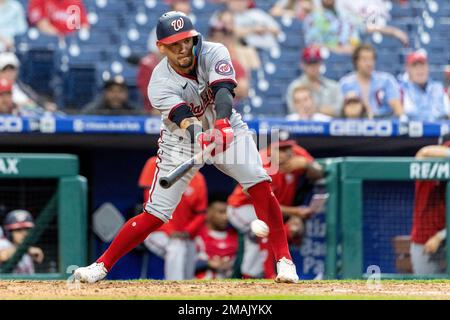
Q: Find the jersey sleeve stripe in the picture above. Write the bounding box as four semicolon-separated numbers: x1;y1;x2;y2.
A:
209;78;238;87
147;130;164;204
167;102;189;121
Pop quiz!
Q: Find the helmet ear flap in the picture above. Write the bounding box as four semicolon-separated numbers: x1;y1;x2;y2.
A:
192;34;202;57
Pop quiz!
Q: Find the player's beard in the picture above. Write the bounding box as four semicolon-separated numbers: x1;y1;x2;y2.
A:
178;55;194;69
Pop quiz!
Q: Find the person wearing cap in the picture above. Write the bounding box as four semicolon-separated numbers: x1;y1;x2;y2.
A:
227;138;323;279
286;84;332;121
409;133;450;275
0;52;57;114
194;193;238;280
81;77;142;116
138;0;193;114
147;0;193;54
0;0;28;51
0;77;16;114
286;45;343;117
400;51;450;121
0;209;44;274
74;10;300;284
339;43;404;118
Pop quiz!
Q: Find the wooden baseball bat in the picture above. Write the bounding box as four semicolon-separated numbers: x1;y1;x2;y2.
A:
159;142;216;189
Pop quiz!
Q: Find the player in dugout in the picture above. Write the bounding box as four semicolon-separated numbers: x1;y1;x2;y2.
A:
195;193;238;279
227;137;324;279
74;11;301;283
139;155;207;280
410;133;449;275
0;210;44;274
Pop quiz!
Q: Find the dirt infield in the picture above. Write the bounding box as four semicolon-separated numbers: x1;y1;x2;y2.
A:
1;280;450;299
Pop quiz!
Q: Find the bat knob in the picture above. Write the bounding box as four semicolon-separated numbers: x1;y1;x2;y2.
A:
159;177;171;189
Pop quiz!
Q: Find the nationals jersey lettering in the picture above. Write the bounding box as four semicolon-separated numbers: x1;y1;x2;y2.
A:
148;40;237;140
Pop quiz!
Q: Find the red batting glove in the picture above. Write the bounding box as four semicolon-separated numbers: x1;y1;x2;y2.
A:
197;119;234;156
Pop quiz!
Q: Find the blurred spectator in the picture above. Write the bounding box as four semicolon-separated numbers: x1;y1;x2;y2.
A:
209;0;256;9
286;46;343;117
28;0;89;37
0;78;39;116
336;0;409;46
286;85;332;121
0;78;15;114
303;0;360;54
0;210;44;274
209;9;261;73
228;139;324;278
400;51;450;121
195;194;238;279
208;25;249;102
82;77;142;116
136;53;162;114
0;52;56;113
270;0;314;21
445;66;450;101
140;156;208;280
0;0;27;52
340;93;371;118
339;44;404;118
211;0;281;52
410;133;449;275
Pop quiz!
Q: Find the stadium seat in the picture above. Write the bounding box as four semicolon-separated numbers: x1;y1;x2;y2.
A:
11;0;449;117
59;65;97;110
19;49;57;97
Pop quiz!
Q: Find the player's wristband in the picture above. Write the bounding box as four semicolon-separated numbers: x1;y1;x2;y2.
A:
214;119;233;132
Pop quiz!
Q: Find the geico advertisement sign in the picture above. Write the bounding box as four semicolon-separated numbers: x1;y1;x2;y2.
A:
330;120;393;136
0;116;23;133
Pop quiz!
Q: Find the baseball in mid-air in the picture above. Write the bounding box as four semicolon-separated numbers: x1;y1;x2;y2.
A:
250;219;269;237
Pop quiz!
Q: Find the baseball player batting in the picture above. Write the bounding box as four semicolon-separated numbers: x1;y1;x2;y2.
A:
74;11;299;283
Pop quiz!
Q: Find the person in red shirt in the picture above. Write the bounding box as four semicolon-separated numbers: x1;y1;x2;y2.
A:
410;134;449;275
136;53;162;114
227;139;324;278
139;156;208;280
195;193;239;279
0;78;15;114
28;0;89;37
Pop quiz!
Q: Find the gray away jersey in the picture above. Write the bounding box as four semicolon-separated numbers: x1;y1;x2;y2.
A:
148;40;237;140
0;238;35;274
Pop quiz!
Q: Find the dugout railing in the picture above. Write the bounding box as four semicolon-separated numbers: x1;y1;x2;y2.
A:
325;157;450;279
0;154;87;279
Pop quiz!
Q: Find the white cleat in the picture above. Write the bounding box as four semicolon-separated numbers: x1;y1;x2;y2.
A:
73;262;108;283
275;257;299;283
